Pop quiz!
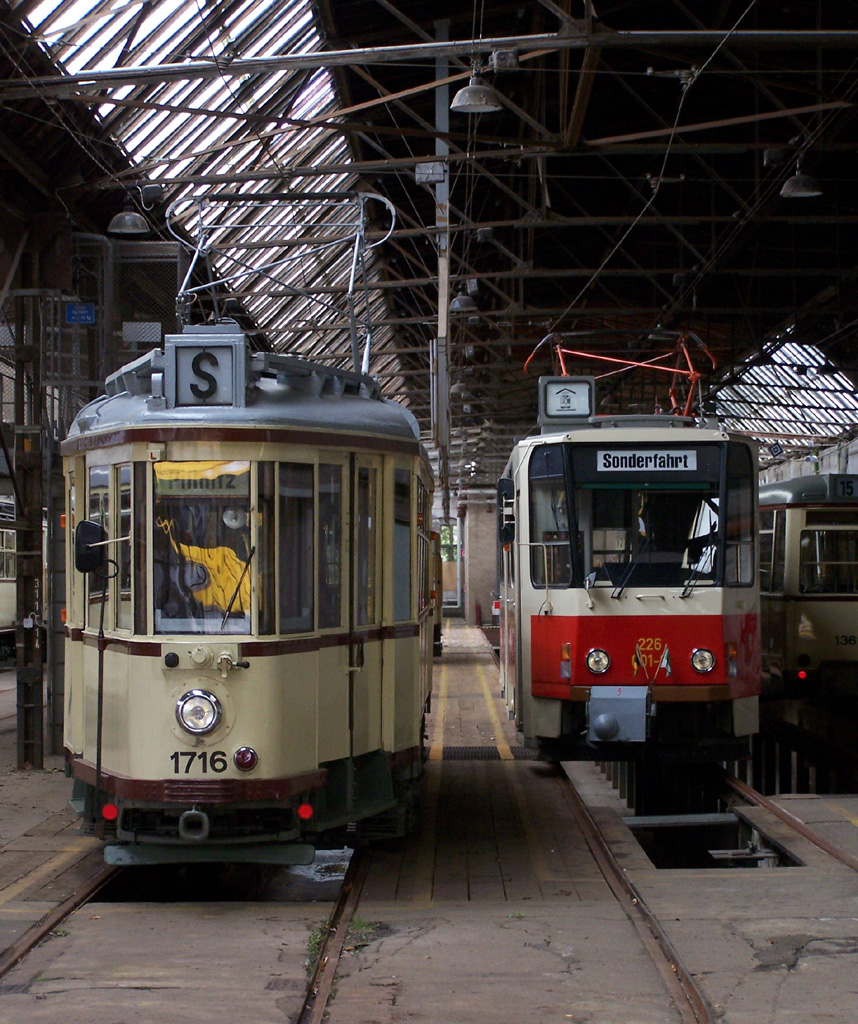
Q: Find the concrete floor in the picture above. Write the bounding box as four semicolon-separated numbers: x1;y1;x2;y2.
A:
2;631;858;1022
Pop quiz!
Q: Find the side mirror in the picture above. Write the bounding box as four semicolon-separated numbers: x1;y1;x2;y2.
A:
74;520;107;574
497;478;515;545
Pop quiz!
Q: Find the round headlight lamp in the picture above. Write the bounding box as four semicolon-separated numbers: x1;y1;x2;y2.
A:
585;648;611;674
176;689;222;735
690;648;716;674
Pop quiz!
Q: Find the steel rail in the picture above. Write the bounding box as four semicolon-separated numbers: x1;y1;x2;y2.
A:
295;846;373;1024
0;864;119;981
723;774;858;874
559;773;713;1024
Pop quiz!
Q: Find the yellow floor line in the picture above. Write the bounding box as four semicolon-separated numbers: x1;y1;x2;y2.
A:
474;657;555;884
0;837;95;906
428;658;448;761
475;660;513;761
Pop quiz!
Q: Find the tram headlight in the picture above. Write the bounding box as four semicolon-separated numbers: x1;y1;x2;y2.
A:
585;648;611;674
176;689;222;735
690;648;716;674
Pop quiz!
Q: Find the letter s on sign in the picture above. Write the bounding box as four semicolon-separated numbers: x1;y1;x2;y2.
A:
190;351;219;399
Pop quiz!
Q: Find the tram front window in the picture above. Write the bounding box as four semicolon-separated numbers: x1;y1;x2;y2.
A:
582;486;720;588
153;461;252;635
528;443;724;590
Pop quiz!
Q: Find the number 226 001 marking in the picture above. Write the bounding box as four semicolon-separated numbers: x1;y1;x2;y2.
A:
170;750;228;774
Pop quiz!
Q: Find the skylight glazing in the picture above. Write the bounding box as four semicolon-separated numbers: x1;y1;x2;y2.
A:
716;338;858;462
21;0;396;378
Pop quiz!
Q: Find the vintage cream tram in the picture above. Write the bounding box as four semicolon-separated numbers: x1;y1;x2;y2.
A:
760;474;858;697
63;323;434;864
498;375;761;765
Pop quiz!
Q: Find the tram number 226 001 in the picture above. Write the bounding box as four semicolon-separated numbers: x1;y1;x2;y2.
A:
170;750;228;774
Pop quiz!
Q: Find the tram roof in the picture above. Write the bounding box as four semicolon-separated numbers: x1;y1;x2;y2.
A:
759;475;858;507
63;339;422;449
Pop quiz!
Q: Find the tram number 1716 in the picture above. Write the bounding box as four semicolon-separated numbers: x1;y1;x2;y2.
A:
170;750;228;773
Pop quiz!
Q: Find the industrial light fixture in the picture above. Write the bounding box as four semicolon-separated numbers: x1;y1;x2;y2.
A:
780;169;823;198
107;196;150;236
107;182;164;236
450;289;478;313
450;75;503;114
780;146;822;198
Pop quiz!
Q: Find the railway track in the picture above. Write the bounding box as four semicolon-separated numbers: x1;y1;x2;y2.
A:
723;771;858;873
0;863;118;981
559;771;713;1024
0;849;370;1023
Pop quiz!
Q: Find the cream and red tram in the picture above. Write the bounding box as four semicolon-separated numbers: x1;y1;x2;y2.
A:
498;376;761;765
63;324;434;865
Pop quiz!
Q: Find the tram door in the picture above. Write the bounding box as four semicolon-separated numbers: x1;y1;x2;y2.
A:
350;456;383;756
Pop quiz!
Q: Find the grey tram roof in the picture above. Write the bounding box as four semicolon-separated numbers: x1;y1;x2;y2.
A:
64;330;421;446
759;474;858;506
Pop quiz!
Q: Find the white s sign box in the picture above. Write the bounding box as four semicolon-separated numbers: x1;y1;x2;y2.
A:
164;325;248;408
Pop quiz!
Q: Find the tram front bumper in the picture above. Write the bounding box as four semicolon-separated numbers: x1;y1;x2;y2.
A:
587;685;650;742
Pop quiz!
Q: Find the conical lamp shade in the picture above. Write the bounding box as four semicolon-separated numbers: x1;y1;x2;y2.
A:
779;172;822;198
450;77;503;115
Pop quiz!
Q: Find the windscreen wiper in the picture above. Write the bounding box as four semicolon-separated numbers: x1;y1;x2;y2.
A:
220;545;256;630
612;537;650;599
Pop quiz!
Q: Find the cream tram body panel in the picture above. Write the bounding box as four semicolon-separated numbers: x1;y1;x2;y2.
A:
760;475;858;695
62;326;433;863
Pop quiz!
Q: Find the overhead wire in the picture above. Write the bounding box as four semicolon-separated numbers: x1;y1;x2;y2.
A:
543;0;761;339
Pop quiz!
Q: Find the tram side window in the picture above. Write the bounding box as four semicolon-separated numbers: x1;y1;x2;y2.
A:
279;463;314;633
417;479;430;614
724;445;754;586
319;464;342;630
152;461;252;635
0;498;14;580
133;463;147;634
393;469;412;621
87;465;109;616
799;528;858;593
529;445;572;587
759;509;774;593
257;462;275;635
772;510;785;592
356;467;377;625
115;464;132;631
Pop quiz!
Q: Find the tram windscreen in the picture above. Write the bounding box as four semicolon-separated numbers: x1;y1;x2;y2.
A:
153;461;252;634
528;442;734;589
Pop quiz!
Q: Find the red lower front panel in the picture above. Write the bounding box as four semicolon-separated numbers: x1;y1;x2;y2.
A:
530;611;760;701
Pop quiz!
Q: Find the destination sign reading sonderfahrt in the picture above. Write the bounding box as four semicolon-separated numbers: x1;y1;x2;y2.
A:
597;450;698;471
